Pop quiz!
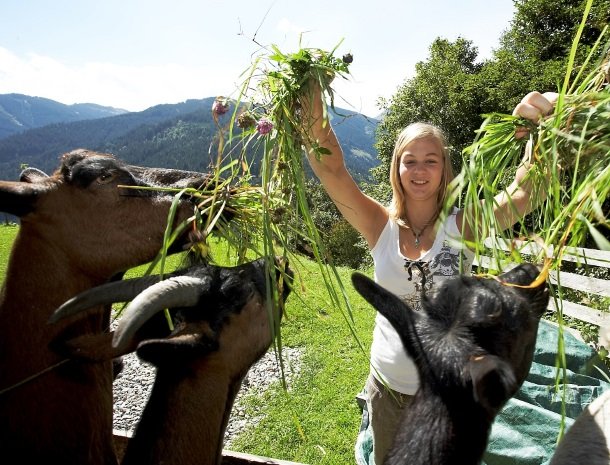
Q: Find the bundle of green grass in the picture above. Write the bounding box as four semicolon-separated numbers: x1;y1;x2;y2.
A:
448;40;610;278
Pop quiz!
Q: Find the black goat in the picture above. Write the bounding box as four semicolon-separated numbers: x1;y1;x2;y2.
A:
0;149;228;464
50;256;292;465
352;263;549;465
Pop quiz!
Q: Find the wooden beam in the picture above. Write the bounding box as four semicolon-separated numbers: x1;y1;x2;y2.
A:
112;431;308;465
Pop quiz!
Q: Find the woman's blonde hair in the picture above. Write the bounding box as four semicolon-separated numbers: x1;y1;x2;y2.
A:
388;122;454;226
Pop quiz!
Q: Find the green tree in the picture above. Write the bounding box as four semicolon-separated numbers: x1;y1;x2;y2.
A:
370;0;609;200
506;0;609;62
481;0;610;112
374;37;486;188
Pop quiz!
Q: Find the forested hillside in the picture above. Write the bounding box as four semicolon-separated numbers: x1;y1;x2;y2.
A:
0;97;378;182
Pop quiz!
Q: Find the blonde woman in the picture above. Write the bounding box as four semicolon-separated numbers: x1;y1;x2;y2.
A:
301;85;557;465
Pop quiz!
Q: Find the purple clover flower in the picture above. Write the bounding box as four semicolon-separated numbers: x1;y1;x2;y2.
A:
256;118;274;136
212;97;229;116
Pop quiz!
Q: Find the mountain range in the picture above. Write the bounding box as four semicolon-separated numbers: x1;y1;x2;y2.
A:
0;93;128;139
0;94;379;183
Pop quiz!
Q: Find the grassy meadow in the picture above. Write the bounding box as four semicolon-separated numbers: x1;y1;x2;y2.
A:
0;224;18;285
0;224;376;465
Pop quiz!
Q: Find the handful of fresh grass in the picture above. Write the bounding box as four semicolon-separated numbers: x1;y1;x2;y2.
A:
445;7;609;435
227;40;363;346
143;40;365;367
448;24;610;275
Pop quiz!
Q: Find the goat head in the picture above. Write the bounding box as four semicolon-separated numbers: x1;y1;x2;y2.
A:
50;256;292;465
50;257;292;364
0;149;232;465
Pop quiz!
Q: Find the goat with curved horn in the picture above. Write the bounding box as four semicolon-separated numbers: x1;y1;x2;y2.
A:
52;270;214;355
0;149;232;464
111;274;212;351
50;256;293;465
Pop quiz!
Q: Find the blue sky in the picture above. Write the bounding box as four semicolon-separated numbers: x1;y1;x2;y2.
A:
0;0;515;117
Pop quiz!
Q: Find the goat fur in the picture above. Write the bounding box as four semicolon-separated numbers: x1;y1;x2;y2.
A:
352;263;549;465
0;149;222;464
50;257;292;465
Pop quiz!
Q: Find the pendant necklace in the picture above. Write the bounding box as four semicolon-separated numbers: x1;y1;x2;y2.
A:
404;212;437;249
412;226;427;248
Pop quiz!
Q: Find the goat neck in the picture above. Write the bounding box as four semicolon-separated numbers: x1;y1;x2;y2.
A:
123;300;269;465
0;225;118;464
121;258;290;465
385;382;497;464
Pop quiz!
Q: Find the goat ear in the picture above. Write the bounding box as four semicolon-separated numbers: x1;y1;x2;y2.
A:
136;333;219;366
20;167;49;182
468;355;518;415
50;331;126;362
351;272;419;348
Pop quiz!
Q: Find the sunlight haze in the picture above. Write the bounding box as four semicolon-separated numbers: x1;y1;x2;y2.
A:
1;0;515;118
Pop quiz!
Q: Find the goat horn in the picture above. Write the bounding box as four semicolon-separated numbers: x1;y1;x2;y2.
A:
48;276;162;323
112;275;210;351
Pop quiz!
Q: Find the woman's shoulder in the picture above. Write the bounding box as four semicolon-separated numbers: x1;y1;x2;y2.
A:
437;207;475;260
449;206;461;217
370;213;396;253
435;207;469;247
446;207;464;233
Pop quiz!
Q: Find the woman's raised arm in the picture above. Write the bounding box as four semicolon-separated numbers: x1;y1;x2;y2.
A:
300;82;388;247
462;91;558;241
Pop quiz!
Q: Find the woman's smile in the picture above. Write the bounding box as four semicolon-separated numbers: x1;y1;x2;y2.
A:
399;136;444;200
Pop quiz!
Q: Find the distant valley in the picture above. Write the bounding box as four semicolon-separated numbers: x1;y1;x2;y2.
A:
0;94;379;184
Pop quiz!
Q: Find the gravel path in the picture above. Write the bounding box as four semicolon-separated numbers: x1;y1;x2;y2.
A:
112;346;303;447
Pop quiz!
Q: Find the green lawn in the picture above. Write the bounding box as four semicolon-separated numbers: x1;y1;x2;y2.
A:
228;260;375;464
0;224;18;286
0;224;375;464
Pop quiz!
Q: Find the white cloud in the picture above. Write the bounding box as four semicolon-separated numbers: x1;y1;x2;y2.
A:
0;47;247;111
276;17;306;36
0;1;514;119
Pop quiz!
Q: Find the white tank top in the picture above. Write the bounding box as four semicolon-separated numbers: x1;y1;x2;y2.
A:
369;208;474;394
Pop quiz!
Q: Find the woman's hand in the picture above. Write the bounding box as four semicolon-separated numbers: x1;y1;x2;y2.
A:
513;91;558;139
298;78;326;127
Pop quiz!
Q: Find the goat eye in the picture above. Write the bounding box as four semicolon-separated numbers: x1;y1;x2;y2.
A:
97;172;116;184
478;305;503;323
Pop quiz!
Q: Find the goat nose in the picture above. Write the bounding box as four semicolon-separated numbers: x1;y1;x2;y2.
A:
501;263;541;286
522;263;542;280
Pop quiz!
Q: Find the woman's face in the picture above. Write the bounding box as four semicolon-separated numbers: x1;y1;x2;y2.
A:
398;136;445;202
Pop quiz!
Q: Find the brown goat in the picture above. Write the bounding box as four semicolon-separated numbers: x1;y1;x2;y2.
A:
50;256;292;465
0;149;228;464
